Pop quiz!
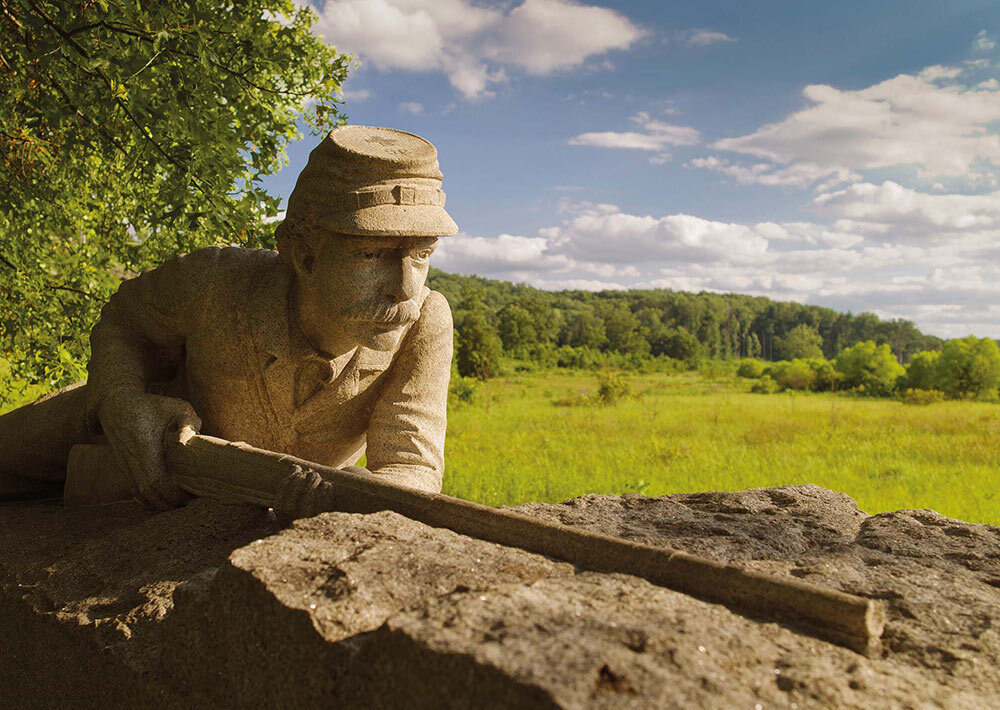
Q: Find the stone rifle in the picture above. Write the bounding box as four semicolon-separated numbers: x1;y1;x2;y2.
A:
64;434;886;657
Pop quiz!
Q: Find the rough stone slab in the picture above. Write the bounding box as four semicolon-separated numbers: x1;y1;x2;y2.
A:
164;508;573;706
0;498;276;707
1;485;998;709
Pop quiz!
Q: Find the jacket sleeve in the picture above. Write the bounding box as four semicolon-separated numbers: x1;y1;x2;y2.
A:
364;290;453;493
85;247;220;433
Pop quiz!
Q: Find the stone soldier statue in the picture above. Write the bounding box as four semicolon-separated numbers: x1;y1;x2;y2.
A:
0;126;457;515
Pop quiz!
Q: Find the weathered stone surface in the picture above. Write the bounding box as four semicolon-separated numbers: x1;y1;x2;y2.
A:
0;498;276;708
1;484;998;709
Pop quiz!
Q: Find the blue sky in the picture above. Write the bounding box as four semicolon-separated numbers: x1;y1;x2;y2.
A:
264;0;1000;338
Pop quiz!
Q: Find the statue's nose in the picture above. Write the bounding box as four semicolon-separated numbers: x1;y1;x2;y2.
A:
387;257;419;303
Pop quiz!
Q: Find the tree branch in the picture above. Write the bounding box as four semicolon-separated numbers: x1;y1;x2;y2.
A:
46;284;94;298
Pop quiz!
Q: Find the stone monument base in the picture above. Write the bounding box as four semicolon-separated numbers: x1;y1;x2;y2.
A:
1;485;997;708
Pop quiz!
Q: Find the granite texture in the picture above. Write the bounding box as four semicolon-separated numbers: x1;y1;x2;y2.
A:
1;485;998;709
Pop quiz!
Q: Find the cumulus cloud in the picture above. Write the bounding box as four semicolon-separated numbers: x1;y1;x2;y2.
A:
973;29;995;53
310;0;644;99
568;112;700;162
813;181;1000;239
681;29;737;47
432;197;1000;338
691;64;1000;190
399;101;424;114
686;156;860;189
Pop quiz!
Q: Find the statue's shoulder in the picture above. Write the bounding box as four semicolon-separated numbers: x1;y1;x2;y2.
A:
189;245;276;269
416;290;453;335
170;246;278;283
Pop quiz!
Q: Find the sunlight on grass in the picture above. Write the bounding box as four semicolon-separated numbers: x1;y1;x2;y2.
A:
443;371;1000;525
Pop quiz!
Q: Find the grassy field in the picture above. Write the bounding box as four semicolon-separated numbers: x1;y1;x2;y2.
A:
442;370;1000;526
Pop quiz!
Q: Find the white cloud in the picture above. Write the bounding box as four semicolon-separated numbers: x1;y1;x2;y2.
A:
340;88;372;102
399;101;424;114
813;181;1000;239
432;198;1000;338
541;208;770;264
973;29;995;53
687;156;860;189
682;29;737;47
568;111;700;162
486;0;643;74
311;0;644;99
709;66;1000;185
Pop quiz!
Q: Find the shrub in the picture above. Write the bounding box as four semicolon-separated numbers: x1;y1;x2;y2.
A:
448;376;480;407
551;372;631;407
937;336;1000;399
901;388;946;406
456;311;502;380
905;350;942;391
595;372;631;405
768;359;817;391
835;341;905;396
736;359;766;378
699;360;738;379
751;375;780;394
804;357;842;391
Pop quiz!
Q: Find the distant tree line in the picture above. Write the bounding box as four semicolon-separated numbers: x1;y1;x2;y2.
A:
430;269;950;379
738;336;1000;402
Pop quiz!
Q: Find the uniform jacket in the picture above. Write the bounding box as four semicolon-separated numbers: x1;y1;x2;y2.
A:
86;247;453;493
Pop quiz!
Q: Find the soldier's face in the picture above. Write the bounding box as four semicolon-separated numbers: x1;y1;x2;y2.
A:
298;234;438;352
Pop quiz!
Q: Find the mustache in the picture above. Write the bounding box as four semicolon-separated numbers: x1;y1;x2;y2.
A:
342;298;421;326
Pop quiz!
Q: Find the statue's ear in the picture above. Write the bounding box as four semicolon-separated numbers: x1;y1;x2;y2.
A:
291;240;316;277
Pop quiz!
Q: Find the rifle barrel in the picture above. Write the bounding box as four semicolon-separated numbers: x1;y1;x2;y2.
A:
65;434;886;656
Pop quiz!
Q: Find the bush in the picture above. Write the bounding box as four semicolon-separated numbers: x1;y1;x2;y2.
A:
901;388;946;406
937;336;1000;399
905;350;942;391
456;310;502;381
736;359;766;378
595;372;631;405
552;372;631;407
751;375;780;394
448;376;480;407
768;359;817;391
804;357;842;391
699;360;738;379
835;341;905;396
555;345;604;370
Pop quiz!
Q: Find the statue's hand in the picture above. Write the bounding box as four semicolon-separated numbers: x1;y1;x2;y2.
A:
273;467;337;522
99;391;201;510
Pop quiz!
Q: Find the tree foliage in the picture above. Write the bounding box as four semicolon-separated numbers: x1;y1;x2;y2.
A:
774;323;823;360
835;341;905;396
0;0;349;401
905;351;942;391
455;308;502;381
936;336;1000;399
430;270;945;372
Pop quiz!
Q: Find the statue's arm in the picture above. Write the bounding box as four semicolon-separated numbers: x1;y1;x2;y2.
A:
86;248;219;416
364;291;453;493
84;247;219;508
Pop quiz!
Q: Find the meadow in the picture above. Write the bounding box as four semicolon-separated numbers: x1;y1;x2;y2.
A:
442;369;1000;526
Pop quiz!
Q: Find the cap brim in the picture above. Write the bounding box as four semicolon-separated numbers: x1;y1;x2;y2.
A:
314;205;459;237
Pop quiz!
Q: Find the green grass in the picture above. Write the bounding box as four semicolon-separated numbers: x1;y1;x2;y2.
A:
442;370;1000;526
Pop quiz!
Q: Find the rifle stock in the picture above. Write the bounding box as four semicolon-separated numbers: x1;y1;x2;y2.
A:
65;434;886;656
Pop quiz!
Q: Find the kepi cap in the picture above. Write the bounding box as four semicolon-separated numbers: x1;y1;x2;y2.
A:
284;125;458;237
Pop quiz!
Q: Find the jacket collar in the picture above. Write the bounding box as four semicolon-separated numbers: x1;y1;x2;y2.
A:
247;257;420;423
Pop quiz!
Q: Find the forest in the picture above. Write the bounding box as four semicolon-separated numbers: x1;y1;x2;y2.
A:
430;268;943;367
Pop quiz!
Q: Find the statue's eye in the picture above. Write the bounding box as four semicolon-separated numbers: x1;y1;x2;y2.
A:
412;249;433;262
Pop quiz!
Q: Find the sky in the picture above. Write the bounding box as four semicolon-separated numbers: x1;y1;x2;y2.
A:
262;0;1000;339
